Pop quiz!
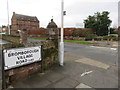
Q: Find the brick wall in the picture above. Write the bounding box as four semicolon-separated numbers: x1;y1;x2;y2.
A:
5;62;41;85
27;28;92;37
28;28;47;35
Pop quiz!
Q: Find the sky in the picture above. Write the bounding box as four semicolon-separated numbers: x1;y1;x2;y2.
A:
0;0;119;28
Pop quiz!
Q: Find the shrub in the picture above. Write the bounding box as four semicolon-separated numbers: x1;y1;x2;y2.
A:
94;36;103;41
103;35;118;40
85;34;97;40
73;29;93;37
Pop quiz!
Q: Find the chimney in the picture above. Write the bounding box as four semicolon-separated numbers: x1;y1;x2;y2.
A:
13;12;15;15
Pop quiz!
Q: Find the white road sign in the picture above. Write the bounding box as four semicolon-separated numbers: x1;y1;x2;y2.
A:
3;46;41;70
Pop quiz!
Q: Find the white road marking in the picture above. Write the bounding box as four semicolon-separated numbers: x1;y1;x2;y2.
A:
75;58;110;69
76;83;92;88
110;48;117;50
81;70;93;77
89;46;117;51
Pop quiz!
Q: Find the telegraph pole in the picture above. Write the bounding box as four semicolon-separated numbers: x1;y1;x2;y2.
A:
7;0;10;35
60;0;64;66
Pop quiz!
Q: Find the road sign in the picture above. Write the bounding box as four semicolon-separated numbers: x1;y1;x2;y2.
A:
3;46;41;70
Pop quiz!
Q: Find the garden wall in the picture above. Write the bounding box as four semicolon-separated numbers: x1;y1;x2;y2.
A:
11;28;93;37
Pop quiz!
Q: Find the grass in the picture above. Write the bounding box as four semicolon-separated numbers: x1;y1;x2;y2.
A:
64;40;92;44
29;37;92;44
29;37;46;40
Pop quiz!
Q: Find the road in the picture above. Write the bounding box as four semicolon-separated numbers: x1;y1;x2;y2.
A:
64;42;118;88
64;42;118;66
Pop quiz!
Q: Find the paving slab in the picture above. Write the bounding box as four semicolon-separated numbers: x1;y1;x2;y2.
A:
13;74;51;88
53;77;79;88
45;71;65;83
51;80;72;88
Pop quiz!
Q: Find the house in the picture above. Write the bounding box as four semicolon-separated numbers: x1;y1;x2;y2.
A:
11;12;39;33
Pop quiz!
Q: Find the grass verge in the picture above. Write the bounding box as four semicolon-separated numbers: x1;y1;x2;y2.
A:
29;37;46;40
29;37;92;44
64;40;92;44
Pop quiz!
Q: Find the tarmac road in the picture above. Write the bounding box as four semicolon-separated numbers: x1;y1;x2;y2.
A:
64;42;118;88
64;42;118;66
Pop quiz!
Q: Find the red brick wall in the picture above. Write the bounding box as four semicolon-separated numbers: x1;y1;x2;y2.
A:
11;27;92;36
58;28;92;36
5;62;41;85
28;29;47;35
27;28;92;36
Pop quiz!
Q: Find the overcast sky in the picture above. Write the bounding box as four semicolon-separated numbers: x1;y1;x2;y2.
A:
0;0;119;28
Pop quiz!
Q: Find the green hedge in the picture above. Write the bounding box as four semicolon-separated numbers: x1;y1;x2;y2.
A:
86;34;97;40
103;35;118;40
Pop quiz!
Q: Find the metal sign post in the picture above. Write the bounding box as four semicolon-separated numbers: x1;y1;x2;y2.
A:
59;0;64;66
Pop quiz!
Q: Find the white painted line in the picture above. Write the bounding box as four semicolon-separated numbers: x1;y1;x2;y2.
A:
76;83;92;88
81;71;93;77
90;46;95;47
110;48;117;50
75;58;110;69
90;46;105;48
89;46;117;51
89;46;106;49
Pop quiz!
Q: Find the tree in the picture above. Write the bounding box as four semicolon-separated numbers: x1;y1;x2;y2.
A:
84;11;112;36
